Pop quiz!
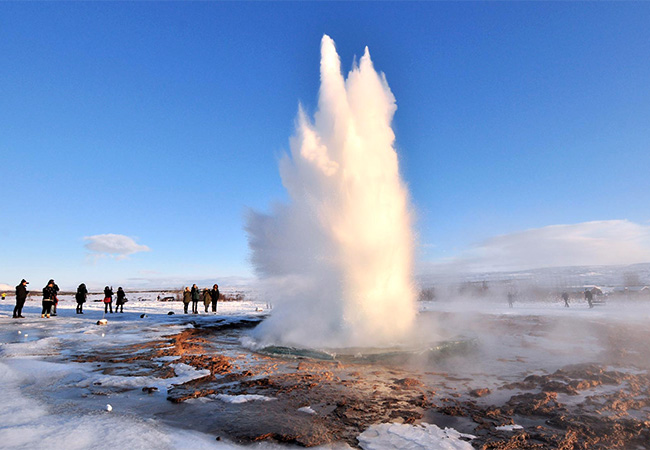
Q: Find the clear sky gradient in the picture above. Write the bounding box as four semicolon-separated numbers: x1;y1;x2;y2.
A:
2;2;650;289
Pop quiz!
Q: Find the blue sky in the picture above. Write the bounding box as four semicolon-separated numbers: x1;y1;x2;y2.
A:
2;2;650;289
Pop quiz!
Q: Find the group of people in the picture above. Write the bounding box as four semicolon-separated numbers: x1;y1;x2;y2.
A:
100;286;128;314
10;279;221;317
183;284;220;314
13;278;62;318
10;279;128;318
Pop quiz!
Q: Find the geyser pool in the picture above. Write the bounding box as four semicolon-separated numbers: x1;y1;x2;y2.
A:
246;35;416;348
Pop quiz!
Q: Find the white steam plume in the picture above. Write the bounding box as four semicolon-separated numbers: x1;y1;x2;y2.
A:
246;35;416;348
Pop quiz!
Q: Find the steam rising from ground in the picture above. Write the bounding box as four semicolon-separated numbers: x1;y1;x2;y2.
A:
246;35;416;348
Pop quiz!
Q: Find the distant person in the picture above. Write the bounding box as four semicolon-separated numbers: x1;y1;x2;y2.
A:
210;284;220;313
104;286;114;314
182;287;191;314
42;280;57;318
202;288;212;313
14;279;28;318
49;279;60;316
2;293;5;301
75;283;88;314
585;289;593;308
191;284;200;314
507;291;515;308
562;291;570;307
116;287;126;313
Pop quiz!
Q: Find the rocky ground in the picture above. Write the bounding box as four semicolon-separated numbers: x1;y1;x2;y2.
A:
71;313;650;449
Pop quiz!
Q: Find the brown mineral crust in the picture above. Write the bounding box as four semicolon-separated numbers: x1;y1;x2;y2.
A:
540;381;578;395
177;354;232;375
470;388;492;397
394;377;423;388
503;391;564;417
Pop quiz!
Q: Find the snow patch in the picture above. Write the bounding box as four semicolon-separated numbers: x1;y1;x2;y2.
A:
495;424;523;431
298;406;317;414
215;394;276;404
357;423;475;450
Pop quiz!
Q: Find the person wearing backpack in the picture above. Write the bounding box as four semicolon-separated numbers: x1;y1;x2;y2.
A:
76;283;88;314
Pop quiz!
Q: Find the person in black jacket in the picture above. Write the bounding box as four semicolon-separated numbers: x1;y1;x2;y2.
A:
42;280;56;318
14;279;29;318
191;284;200;314
104;286;114;314
116;287;126;313
210;284;220;313
48;279;60;316
76;283;88;314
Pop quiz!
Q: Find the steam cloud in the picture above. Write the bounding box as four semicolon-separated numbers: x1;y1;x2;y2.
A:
246;35;416;348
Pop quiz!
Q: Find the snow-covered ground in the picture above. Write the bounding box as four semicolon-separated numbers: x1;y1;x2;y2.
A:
0;293;480;449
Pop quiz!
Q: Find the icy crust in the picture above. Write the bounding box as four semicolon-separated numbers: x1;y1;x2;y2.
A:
357;423;475;450
76;363;210;392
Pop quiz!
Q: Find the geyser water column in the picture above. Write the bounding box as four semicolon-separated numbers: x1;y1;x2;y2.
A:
246;35;416;349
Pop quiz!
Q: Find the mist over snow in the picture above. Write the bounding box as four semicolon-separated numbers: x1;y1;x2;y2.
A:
428;220;650;274
246;35;417;349
84;234;150;260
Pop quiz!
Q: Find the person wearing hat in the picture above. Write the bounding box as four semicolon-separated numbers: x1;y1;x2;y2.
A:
14;279;29;318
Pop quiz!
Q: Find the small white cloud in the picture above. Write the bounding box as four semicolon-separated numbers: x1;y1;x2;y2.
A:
84;234;150;260
432;220;650;273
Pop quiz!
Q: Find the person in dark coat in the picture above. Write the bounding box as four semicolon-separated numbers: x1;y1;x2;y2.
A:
584;289;594;308
75;283;88;314
14;279;28;318
48;279;60;316
210;284;220;313
42;280;57;318
182;287;191;314
104;286;114;314
562;291;570;307
191;284;200;314
115;287;126;313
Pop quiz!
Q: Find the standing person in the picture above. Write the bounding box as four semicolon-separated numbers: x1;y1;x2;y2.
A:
104;286;114;314
507;291;515;308
202;288;212;313
49;279;60;316
75;283;88;314
562;291;570;307
584;289;594;308
42;280;57;318
182;287;191;314
116;287;126;313
14;279;28;318
210;284;220;313
191;284;200;314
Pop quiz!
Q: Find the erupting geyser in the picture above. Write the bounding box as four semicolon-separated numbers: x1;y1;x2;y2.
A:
246;35;416;348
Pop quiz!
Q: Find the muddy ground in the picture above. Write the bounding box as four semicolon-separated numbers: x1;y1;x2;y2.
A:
72;312;650;449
